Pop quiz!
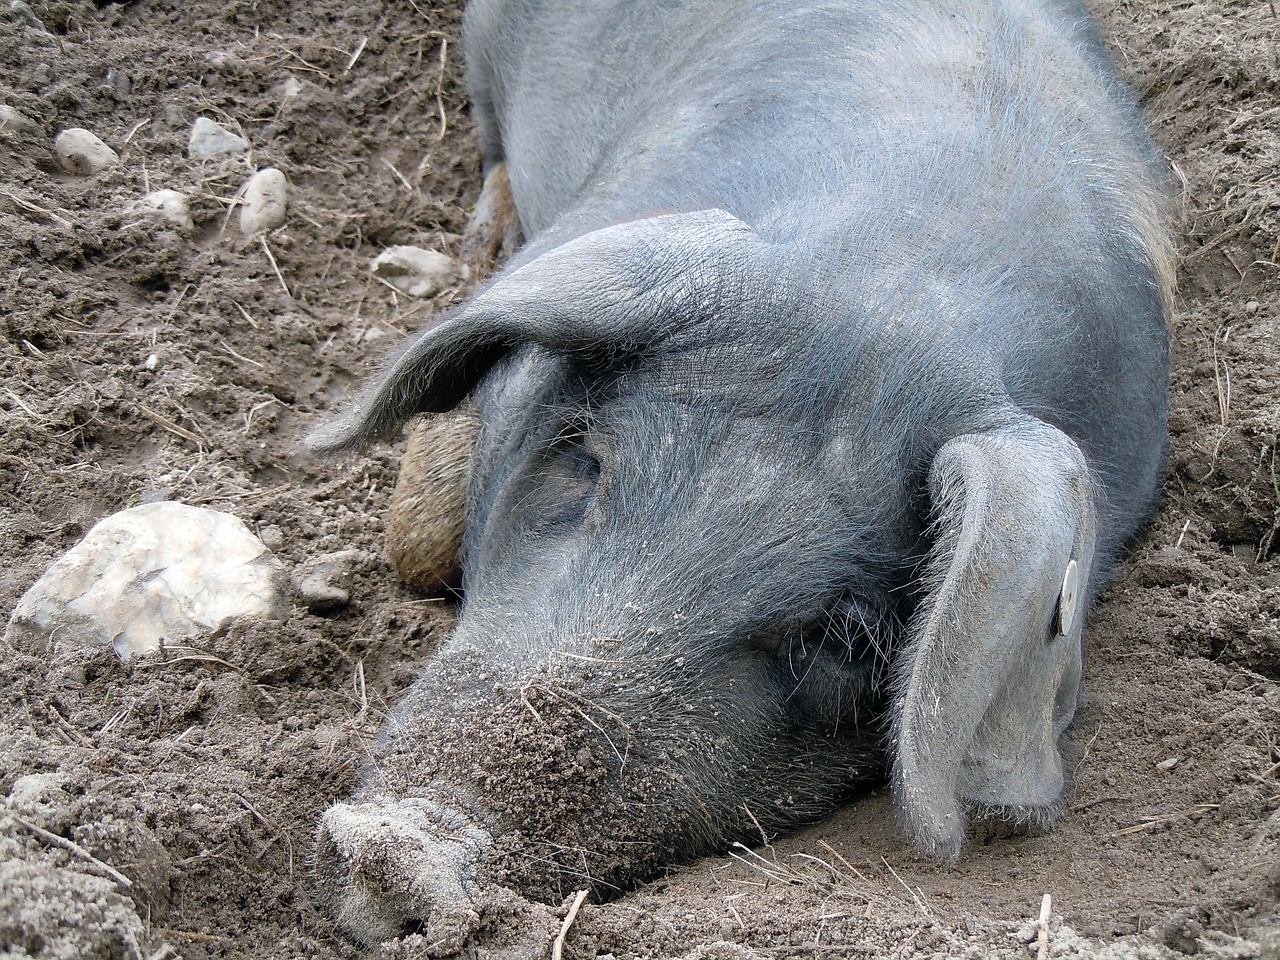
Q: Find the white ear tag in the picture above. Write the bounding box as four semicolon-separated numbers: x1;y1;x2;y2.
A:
1055;558;1079;637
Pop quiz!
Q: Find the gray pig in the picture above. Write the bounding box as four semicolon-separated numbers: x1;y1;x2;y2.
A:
309;0;1172;944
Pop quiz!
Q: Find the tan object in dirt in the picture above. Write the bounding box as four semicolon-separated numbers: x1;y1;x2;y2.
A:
5;501;289;659
387;407;480;592
370;246;469;298
239;167;289;235
0;104;38;138
53;127;118;175
130;188;194;230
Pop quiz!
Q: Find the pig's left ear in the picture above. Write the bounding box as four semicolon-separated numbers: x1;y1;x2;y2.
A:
307;209;764;452
892;417;1098;858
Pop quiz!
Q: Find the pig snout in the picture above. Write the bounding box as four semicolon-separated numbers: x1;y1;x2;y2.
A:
316;641;881;944
314;795;492;944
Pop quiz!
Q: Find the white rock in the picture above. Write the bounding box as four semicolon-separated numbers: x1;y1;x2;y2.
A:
7;773;69;806
130;189;193;230
187;116;248;158
53;128;119;176
276;75;304;100
238;167;289;235
371;246;468;298
0;104;38;137
5;502;288;660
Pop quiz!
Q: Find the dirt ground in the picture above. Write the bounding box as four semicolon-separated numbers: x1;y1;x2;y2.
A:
1;0;1278;957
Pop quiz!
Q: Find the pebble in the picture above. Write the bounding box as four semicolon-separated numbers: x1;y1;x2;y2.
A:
105;68;130;100
239;167;289;235
370;246;468;298
9;0;46;31
0;104;38;137
187;116;248;158
291;549;362;612
5;502;289;659
258;524;286;552
53;128;119;176
130;188;194;230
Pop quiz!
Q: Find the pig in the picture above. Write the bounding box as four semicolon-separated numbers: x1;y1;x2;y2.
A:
307;0;1172;945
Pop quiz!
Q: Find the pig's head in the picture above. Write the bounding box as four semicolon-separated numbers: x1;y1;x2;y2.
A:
309;210;1098;944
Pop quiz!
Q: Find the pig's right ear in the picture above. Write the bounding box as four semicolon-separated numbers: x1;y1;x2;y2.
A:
306;209;764;452
891;418;1099;858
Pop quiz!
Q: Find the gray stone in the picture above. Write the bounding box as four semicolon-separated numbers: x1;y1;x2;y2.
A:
9;0;46;31
292;549;363;613
0;104;38;137
187;116;248;158
53;128;119;176
129;189;193;230
5;502;288;659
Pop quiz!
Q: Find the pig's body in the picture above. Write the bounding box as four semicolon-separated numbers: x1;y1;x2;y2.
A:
311;0;1171;945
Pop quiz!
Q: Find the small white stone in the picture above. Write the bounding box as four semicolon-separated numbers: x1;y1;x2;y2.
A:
130;189;194;230
370;246;468;298
144;353;159;371
0;104;38;137
238;167;289;235
277;75;304;100
53;128;119;176
187;116;248;159
7;773;69;805
5;502;288;660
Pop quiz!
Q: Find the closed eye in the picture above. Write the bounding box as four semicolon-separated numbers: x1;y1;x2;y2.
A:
516;412;605;532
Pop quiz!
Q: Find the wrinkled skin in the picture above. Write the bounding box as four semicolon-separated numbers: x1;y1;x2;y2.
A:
309;0;1172;946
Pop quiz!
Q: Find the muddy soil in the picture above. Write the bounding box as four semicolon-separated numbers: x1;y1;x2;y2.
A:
1;1;1277;958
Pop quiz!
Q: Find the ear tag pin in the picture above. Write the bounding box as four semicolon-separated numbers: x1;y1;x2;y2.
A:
1055;558;1079;637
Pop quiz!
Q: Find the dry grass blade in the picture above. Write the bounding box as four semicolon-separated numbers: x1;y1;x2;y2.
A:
817;839;870;883
135;404;206;447
2;190;78;227
344;35;368;73
728;842;800;886
1212;328;1232;426
552;889;589;960
8;813;134;889
233;792;296;879
434;36;449;139
216;338;265;369
4;387;48;421
382;157;415;192
1114;803;1221;837
1036;893;1052;960
260;237;292;299
881;858;930;918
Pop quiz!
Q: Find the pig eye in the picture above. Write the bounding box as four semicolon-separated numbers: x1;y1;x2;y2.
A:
524;414;603;530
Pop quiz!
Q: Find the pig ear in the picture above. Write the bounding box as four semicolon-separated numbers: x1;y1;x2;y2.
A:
891;418;1099;858
306;209;762;452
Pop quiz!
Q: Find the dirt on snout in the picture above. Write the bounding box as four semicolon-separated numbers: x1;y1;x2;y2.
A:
1;0;1278;958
